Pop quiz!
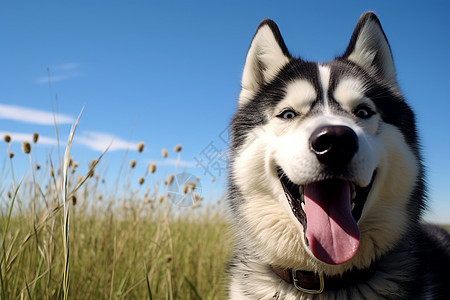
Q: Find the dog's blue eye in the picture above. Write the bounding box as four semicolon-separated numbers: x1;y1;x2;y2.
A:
354;106;374;119
278;110;297;119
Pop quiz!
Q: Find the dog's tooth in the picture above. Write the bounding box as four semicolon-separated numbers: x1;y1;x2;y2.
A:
299;185;304;204
351;202;355;211
301;201;306;212
352;190;356;200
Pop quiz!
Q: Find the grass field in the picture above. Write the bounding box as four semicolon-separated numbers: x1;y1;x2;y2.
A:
0;130;231;299
1;129;449;300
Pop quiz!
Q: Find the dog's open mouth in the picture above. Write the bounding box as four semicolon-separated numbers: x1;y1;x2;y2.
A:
277;168;375;265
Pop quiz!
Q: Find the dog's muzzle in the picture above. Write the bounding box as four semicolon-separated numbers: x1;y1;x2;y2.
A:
278;124;376;265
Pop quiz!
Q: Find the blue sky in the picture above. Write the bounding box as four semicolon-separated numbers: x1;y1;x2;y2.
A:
0;1;449;222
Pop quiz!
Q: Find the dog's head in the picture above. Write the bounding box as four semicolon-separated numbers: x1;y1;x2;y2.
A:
229;13;424;273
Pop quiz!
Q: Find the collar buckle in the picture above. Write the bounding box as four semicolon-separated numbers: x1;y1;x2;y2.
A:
291;270;324;294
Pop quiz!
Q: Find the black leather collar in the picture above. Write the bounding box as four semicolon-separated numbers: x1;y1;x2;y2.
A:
271;262;377;294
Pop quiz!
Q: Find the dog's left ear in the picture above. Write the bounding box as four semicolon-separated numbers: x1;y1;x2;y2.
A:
342;12;397;85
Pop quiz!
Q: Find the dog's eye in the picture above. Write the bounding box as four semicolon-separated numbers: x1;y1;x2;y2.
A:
277;110;297;120
354;106;375;119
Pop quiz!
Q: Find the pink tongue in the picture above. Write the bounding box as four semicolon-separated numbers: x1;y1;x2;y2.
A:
304;180;360;265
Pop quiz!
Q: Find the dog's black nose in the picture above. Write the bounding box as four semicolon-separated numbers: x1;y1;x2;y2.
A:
309;125;359;166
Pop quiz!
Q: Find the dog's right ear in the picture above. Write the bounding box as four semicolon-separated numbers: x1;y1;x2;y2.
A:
239;19;291;107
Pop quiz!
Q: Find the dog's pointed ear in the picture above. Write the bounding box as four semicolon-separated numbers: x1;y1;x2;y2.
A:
342;12;397;85
239;19;291;107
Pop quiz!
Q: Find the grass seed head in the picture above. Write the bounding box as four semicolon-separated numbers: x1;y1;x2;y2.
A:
138;177;145;185
87;160;97;177
89;159;98;169
149;162;156;174
165;254;172;263
174;144;182;152
137;141;145;153
22;141;31;154
168;174;174;185
188;181;196;190
4;134;11;143
130;160;136;168
36;163;41;170
9;152;14;159
32;132;39;143
161;148;168;158
71;162;79;174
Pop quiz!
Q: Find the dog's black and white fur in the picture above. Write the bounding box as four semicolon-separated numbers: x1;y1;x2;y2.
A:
227;12;450;299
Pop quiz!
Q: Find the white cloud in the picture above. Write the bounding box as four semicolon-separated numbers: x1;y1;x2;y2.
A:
0;131;59;146
36;72;80;84
0;103;74;125
75;131;140;152
154;158;197;168
54;62;79;71
0;129;141;153
36;63;81;84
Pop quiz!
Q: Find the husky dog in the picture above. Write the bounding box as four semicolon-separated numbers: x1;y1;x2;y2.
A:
227;12;450;299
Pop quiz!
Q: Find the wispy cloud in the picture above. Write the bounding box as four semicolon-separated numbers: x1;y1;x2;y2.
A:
0;129;141;153
0;104;74;125
0;131;58;146
75;131;140;152
36;62;81;84
36;73;80;84
54;62;79;71
153;158;197;168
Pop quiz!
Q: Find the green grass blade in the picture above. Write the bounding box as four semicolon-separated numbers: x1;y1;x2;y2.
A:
0;178;23;299
183;276;202;300
24;275;32;299
167;269;173;300
0;264;4;300
2;179;23;245
144;263;153;300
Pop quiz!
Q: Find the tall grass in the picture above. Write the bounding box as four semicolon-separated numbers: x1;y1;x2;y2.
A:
0;125;230;299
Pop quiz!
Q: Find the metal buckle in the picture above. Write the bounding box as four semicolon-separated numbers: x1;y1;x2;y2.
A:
291;270;325;294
